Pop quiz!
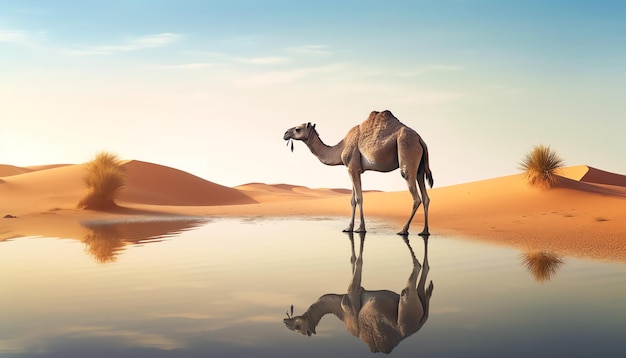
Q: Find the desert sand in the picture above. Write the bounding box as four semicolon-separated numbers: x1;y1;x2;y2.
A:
1;160;625;262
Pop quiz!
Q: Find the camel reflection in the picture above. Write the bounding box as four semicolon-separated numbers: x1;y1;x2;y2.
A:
284;232;433;354
81;218;207;264
520;251;565;282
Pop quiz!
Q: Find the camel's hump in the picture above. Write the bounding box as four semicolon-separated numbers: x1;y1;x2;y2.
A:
363;110;403;130
367;110;397;121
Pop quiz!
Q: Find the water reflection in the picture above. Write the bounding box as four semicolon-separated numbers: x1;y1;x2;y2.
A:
284;232;433;354
520;251;565;282
81;217;208;263
83;223;125;263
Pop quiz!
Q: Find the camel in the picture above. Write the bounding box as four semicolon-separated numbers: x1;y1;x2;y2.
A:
283;110;433;235
283;232;434;354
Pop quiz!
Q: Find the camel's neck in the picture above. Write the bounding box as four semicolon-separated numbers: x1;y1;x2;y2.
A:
305;130;344;166
304;294;344;329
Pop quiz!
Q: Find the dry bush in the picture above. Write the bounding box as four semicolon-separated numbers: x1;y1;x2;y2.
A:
519;145;564;188
78;151;126;210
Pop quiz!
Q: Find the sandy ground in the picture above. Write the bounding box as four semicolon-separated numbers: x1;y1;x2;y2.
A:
1;160;625;262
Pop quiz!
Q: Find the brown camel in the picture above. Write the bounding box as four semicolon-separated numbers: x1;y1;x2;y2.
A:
283;110;433;235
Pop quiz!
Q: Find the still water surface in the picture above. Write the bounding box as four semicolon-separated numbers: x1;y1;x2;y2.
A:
1;217;625;357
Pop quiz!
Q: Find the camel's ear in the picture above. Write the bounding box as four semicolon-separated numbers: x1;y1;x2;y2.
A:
306;122;311;128
312;123;316;129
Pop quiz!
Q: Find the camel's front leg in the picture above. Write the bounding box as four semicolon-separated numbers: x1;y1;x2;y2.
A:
343;189;357;232
346;168;366;232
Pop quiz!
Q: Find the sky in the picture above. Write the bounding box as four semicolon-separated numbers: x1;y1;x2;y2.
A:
1;0;625;191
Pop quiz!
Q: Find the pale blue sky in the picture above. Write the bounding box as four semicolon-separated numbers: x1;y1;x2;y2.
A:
1;0;625;191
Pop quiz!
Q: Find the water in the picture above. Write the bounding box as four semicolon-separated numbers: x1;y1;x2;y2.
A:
1;217;625;357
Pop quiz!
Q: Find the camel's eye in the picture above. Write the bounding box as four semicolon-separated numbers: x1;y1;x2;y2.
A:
295;325;301;330
295;128;300;133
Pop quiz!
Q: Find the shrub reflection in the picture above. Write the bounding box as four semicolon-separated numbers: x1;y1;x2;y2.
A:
520;251;565;282
81;217;208;264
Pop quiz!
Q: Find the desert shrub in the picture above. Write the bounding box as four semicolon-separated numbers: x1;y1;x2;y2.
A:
519;145;564;188
78;151;126;210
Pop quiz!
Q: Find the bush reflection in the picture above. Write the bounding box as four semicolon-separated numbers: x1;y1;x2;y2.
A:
81;218;207;263
520;250;565;282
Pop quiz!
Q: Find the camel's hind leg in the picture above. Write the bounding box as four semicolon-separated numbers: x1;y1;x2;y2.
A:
416;169;430;236
400;167;430;236
397;134;428;235
398;172;421;235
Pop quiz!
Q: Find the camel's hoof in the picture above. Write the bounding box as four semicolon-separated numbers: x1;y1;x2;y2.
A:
342;228;354;233
354;228;367;233
418;231;430;237
397;231;409;236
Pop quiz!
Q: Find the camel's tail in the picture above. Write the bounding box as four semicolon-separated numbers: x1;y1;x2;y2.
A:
418;136;434;188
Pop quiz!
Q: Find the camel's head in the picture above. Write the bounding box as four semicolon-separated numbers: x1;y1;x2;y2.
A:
283;122;316;152
283;305;315;336
284;316;315;336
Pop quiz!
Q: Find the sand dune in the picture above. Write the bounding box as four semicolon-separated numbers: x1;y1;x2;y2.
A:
235;182;351;202
579;166;626;187
25;164;72;172
1;160;624;262
0;164;71;177
0;163;87;211
119;160;255;206
0;164;34;177
0;160;256;215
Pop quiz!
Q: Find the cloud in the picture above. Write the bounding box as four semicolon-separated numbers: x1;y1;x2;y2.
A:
0;29;45;45
398;65;463;77
0;30;29;43
236;56;290;65
151;56;289;71
324;78;462;105
151;63;218;70
287;44;332;55
69;33;182;55
393;90;462;104
131;33;180;47
236;63;345;86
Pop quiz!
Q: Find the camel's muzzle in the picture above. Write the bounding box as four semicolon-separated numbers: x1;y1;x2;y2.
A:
284;131;295;152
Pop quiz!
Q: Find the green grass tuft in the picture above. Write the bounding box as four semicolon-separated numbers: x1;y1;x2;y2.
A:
519;145;565;189
78;151;126;210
